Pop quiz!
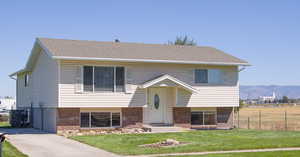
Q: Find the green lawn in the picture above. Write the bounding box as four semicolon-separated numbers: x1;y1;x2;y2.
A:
70;130;300;155
3;141;28;157
170;151;300;157
0;121;10;128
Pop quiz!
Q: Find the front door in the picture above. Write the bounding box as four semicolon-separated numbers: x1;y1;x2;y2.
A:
147;88;167;123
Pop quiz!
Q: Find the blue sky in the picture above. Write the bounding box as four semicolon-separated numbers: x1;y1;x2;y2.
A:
1;0;300;97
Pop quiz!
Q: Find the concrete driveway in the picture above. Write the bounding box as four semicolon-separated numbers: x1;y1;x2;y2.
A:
0;128;119;157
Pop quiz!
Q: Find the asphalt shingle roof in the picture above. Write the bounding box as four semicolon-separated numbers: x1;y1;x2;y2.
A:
38;38;249;65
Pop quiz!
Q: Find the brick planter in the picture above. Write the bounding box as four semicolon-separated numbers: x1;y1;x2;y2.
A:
56;108;80;131
122;107;143;128
173;107;191;128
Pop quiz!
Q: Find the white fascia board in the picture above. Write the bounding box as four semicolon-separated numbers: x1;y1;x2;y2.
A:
9;69;29;79
184;104;239;107
52;56;251;66
24;39;54;70
141;74;199;93
36;38;54;58
10;38;54;79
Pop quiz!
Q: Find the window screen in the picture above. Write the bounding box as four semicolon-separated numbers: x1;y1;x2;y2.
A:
116;67;125;92
191;111;216;125
80;112;90;128
195;69;208;83
94;67;114;92
91;112;111;127
204;111;216;125
83;66;93;91
191;112;204;125
112;113;121;126
83;66;125;92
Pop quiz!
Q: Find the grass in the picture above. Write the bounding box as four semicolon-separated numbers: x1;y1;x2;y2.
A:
0;121;27;157
238;106;300;131
169;150;300;157
70;129;300;155
3;141;28;157
0;121;11;128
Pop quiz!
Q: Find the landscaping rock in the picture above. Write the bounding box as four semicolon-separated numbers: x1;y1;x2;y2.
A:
57;127;148;137
139;138;189;148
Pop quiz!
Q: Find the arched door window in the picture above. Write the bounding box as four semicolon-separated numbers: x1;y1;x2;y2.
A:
154;94;160;109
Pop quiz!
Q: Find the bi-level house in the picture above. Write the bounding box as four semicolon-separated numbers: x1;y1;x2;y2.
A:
10;38;249;133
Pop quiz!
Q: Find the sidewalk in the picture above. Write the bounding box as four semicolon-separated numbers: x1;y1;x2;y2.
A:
125;147;300;157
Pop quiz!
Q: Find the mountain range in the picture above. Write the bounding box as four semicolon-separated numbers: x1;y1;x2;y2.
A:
240;85;300;99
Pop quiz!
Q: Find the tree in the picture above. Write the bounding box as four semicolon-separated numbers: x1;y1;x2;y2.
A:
239;99;246;108
169;35;197;46
282;96;289;103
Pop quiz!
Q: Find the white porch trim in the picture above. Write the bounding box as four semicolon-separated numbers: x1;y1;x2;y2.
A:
139;74;199;94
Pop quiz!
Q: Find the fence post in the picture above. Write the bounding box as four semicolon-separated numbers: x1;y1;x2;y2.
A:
247;117;250;129
237;110;240;129
259;111;261;130
285;111;287;131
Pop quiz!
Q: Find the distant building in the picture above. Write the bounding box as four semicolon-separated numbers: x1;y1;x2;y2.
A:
259;92;276;103
0;98;16;110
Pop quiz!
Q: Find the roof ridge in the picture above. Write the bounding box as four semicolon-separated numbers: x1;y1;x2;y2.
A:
37;37;216;49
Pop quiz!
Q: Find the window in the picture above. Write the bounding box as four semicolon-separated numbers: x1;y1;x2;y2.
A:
24;74;29;87
83;66;93;91
115;67;125;92
91;112;111;127
112;113;121;126
80;112;90;128
191;112;204;125
154;94;160;109
195;69;208;83
83;66;125;92
191;111;216;125
94;67;114;92
80;112;121;128
204;111;216;125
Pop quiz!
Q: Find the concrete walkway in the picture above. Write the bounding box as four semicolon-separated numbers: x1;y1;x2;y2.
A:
0;128;119;157
125;147;300;157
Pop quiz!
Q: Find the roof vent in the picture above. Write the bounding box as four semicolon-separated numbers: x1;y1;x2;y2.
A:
115;39;120;43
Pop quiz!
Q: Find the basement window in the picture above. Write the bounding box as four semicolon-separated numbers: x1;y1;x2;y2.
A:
191;111;216;125
80;112;121;128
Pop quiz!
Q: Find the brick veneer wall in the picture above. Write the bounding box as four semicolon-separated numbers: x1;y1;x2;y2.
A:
121;107;143;128
56;108;80;131
173;107;191;128
217;107;234;129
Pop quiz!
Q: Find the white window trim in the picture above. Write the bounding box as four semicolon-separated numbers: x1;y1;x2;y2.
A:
80;111;122;128
82;65;126;93
191;110;217;126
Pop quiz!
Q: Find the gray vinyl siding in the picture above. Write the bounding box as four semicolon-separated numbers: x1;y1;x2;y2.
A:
32;108;57;133
177;86;239;107
16;50;59;108
59;60;239;108
16;74;32;108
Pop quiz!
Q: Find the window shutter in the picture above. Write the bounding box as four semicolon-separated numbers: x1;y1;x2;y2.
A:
75;66;83;93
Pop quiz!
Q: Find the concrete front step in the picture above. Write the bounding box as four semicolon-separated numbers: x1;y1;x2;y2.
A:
143;124;188;133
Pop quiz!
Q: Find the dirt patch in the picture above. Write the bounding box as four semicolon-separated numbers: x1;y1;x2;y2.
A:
140;139;190;148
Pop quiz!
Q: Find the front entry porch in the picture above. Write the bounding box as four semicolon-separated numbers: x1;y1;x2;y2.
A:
143;87;174;125
140;74;199;126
